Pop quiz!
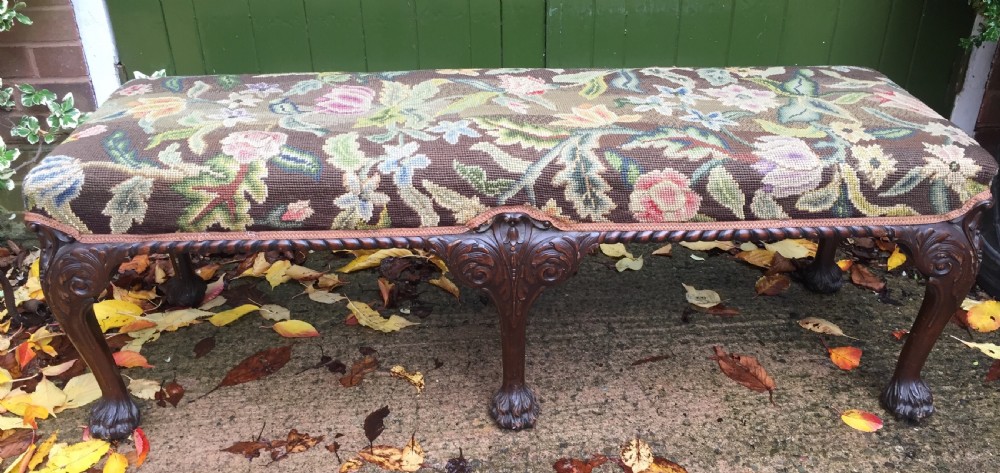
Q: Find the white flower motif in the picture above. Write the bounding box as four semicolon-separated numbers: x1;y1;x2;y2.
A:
922;143;982;198
924;122;977;146
218;92;261;109
703;85;779;113
852;144;897;189
829;121;874;144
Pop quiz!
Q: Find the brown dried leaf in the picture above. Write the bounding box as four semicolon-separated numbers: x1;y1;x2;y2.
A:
711;346;775;402
285;429;323;454
766;252;797;275
155;380;185;407
631;354;670;366
222;441;270;460
193;336;216;358
340;355;379;387
119;255;150;274
211;345;292;394
849;264;885;292
620;438;653;472
797;317;857;339
0;429;33;460
363;405;390;444
647;457;689;473
735;249;774;268
553;454;608;473
703;303;741;316
754;274;791;296
986;360;1000;382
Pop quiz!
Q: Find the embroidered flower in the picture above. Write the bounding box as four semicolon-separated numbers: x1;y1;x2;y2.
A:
334;172;389;221
653;86;709;106
127;97;187;122
626;95;676;116
852;144;896;189
830;121;874;144
552;104;641;128
679;109;737;131
208;107;255;127
924;122;977;146
315;86;376;114
23;155;84;209
220;131;288;164
872;89;939;118
118;84;153;96
922;143;982;198
427;120;481;144
751;136;824;198
697;68;736;86
218;92;261;109
245;82;283;96
281;200;314;222
629;169;701;222
499;75;547;96
703;85;779;113
66;124;108;142
378;142;430;185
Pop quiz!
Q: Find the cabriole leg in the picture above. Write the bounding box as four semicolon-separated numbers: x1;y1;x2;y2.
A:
429;214;597;430
33;225;139;440
881;214;982;421
161;252;207;307
800;235;844;294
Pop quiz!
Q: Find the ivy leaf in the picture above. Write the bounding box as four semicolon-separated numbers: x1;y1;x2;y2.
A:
273;146;322;179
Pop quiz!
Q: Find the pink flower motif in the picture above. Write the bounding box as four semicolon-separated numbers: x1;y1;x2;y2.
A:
220;131;288;164
872;89;939;118
281;200;314;222
315;86;376;114
72;125;108;139
629;169;702;222
119;84;153;96
499;75;547;96
703;85;779;113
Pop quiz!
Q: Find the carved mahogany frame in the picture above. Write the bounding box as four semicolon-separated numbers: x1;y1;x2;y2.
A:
28;199;988;440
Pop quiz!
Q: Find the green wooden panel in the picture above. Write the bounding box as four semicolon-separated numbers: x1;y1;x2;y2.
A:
106;0;175;79
547;0;596;68
907;0;977;114
415;0;471;68
468;0;502;67
361;0;419;70
501;0;545;66
192;0;260;74
303;0;367;72
622;0;680;67
676;0;733;66
880;0;925;86
778;0;838;65
248;0;313;72
728;0;785;66
830;0;893;68
161;0;205;75
593;0;627;67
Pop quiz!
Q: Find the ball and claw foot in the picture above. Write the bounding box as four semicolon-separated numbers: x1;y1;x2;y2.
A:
490;385;540;431
880;377;935;422
799;263;844;294
89;397;141;440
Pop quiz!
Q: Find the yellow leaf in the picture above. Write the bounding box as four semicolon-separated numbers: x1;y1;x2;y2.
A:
797;317;857;339
615;255;644;272
0;415;32;430
681;284;721;308
29;432;59;470
679;241;735;252
952;335;1000;359
390;365;425;393
0;367;11;384
23;404;51;428
146;308;211;331
128;378;161;400
273;320;320;338
337;249;414;273
285;264;323;281
60;373;101;411
265;260;292;288
429;276;461;299
765;239;816;259
111;286;158;306
400;435;425;472
23;379;67;415
620;438;653;472
840;409;883;432
339;458;363;473
240;252;271;277
966;300;1000;333
886;246;906;271
36;439;110;473
304;282;348;304
92;300;143;333
7;444;35;473
347;301;419;333
102;452;128;473
836;259;854;272
599;243;632;258
259;304;291;321
208;304;260;327
735;249;775;268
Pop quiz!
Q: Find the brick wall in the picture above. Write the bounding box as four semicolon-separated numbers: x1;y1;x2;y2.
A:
0;0;97;142
976;46;1000;158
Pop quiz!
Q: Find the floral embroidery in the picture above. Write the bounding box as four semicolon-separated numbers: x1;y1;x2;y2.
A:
499;75;547;96
852;144;896;189
629;169;701;222
281;200;314;222
220;131;288;164
118;84;153;96
752;136;824;198
315;86;376;114
704;85;779;113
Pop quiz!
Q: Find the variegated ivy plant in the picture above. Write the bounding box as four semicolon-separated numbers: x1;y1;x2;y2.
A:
0;0;86;194
967;0;1000;48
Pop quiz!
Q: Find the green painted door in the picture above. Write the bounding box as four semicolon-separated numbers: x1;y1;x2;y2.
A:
106;0;976;114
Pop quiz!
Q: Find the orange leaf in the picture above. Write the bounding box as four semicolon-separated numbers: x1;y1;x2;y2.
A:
134;427;150;467
735;249;774;269
113;351;153;369
119;255;149;274
754;274;791;296
836;259;854;272
377;278;394;307
828;346;862;370
21;404;49;429
840;409;883;432
273;320;320;338
891;329;908;341
15;342;35;369
119;319;157;334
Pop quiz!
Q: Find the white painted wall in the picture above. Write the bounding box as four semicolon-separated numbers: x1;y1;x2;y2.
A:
70;0;120;106
952;15;998;133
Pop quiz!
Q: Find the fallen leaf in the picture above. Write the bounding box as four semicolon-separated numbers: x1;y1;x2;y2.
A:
194;336;216;358
113;351;153;369
209;304;260;327
682;284;721;308
258;304;292;322
285;265;324;281
429;275;461;299
400;435;424;472
377;278;394;307
765;239;815;259
389;365;425;393
891;329;909;341
735;249;775;268
798;317;857;339
10;443;35;472
240;252;272;277
347;301;419;333
836;259;854;271
703;303;741;316
679;241;735;252
951;336;1000;359
755;274;791;296
155;381;185;407
60;373;101;410
647;457;689;473
615;255;643;272
338;249;414;273
119;255;149;274
631;354;670;366
886;246;907;271
199;279;226;308
38;439;110;473
652;244;672;256
986;360;1000;382
599;243;632;258
445;448;471;473
340;356;379;387
195;263;221;280
553;455;608;473
339;458;364;473
15;342;35;369
208;345;293;395
966;300;1000;333
265;260;293;288
222;440;270;460
134;427;149;467
689;254;705;261
273;320;320;338
92;300;143;333
0;430;33;458
620;437;653;473
29;432;58;470
849;264;885;292
829;347;862;370
364;405;391;445
118;319;157;333
304;282;348;304
146;308;212;332
103;452;128;473
711;346;776;402
840;409;883;432
127;379;161;400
